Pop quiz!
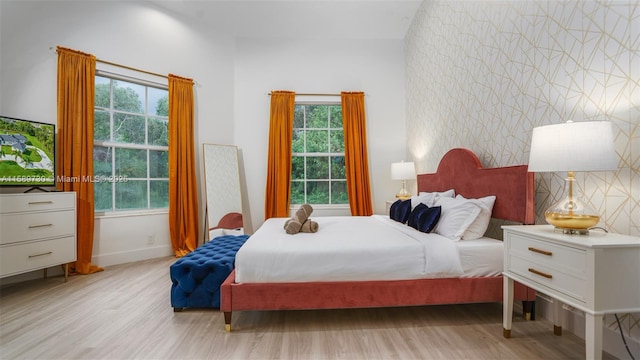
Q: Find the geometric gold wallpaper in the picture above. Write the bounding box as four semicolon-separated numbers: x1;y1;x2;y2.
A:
404;1;639;351
405;0;639;238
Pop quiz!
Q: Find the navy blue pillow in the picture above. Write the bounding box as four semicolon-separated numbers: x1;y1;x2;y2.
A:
389;199;411;224
407;204;441;233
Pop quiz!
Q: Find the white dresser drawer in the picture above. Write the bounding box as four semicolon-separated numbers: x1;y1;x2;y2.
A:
507;233;587;277
509;254;587;303
0;236;76;278
0;210;75;245
0;192;75;214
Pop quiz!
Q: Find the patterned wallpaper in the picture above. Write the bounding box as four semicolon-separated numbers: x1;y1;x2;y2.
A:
404;0;639;350
405;0;639;238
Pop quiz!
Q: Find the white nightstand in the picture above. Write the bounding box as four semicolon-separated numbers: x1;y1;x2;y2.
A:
502;225;640;360
385;200;396;215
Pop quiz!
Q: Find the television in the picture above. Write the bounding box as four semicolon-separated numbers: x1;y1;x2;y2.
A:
0;116;56;188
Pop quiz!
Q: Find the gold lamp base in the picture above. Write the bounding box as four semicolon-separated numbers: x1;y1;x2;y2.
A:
543;171;601;235
395;180;412;200
545;212;599;235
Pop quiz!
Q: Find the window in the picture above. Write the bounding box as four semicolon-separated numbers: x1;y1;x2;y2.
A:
93;75;169;212
291;103;348;205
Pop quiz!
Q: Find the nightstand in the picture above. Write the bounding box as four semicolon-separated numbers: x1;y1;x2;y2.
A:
502;225;640;360
385;200;396;215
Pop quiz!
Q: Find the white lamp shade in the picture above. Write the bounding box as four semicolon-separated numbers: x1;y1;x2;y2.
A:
391;161;416;180
528;121;618;172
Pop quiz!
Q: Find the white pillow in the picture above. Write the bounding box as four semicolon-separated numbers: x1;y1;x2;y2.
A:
455;195;496;240
433;196;482;240
410;189;455;209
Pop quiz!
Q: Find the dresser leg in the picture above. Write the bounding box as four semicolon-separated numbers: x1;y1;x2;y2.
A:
64;264;69;282
585;313;603;360
503;277;514;338
553;298;563;336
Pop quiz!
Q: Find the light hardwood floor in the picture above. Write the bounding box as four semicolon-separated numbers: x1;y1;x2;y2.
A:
0;256;615;360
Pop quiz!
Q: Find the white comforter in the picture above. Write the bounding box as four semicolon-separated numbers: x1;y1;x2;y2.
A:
235;215;464;283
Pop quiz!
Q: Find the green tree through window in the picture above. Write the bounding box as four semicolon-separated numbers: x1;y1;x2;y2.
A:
94;75;169;212
291;104;348;205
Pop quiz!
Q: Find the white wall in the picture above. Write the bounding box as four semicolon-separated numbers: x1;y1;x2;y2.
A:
234;38;407;230
0;0;236;270
0;1;408;274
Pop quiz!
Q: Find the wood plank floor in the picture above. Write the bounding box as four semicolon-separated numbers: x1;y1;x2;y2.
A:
0;256;615;360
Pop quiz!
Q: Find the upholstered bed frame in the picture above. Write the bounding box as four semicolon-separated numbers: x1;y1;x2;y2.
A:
220;148;536;331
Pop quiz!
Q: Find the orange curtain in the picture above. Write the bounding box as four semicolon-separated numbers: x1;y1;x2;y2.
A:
341;92;373;216
264;90;296;219
168;74;199;257
56;46;103;274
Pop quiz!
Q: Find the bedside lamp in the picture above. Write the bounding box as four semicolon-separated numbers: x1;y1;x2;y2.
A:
528;120;618;234
391;161;416;200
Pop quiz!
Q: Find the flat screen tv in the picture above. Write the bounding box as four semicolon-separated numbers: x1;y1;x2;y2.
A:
0;116;56;187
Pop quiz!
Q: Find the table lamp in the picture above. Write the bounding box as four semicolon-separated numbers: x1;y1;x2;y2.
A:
528;120;618;234
391;161;416;200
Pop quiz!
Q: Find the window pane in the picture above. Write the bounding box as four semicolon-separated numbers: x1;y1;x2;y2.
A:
306;105;328;128
93;146;112;177
149;150;168;178
290;181;305;205
148;117;168;146
115;180;147;210
292;129;305;153
95;77;110;108
307;156;329;179
329;106;342;128
94;181;113;211
305;130;328;153
113;113;145;144
148;87;168;116
306;181;329;204
291;156;304;180
115;148;146;178
331;181;349;204
330;130;344;152
331;156;346;179
94;110;110;141
113;80;144;114
150;180;169;208
293;105;304;128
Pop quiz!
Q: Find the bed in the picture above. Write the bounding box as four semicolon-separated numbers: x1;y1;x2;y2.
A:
221;148;536;331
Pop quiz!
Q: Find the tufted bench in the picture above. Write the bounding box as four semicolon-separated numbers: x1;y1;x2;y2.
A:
170;234;249;311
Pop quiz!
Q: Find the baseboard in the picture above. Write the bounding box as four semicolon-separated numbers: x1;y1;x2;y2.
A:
537;295;640;359
92;245;174;268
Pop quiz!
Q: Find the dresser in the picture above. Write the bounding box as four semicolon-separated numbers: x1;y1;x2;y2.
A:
502;225;640;360
0;192;77;281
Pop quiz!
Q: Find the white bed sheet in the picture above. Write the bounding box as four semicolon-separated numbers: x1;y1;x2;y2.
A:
457;237;504;277
235;215;489;283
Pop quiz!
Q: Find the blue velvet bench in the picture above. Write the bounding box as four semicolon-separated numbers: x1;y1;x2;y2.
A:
170;234;249;311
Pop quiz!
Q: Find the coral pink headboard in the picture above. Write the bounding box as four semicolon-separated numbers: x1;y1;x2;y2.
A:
417;148;535;224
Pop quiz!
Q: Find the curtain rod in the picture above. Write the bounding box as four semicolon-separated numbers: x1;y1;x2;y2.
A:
97;58;167;79
268;92;341;96
52;46;170;80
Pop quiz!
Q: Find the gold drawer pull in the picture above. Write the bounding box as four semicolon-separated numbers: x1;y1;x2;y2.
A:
28;224;53;229
28;201;54;205
529;268;553;279
528;247;552;256
28;251;53;258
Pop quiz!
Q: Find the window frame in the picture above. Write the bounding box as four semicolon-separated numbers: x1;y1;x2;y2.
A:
290;102;349;209
93;71;169;215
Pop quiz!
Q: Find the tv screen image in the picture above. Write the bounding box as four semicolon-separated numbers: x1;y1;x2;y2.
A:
0;116;55;187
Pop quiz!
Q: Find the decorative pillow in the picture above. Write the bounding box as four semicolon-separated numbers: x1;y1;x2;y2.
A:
407;203;441;233
389;199;412;224
410;189;455;209
455;194;496;240
433;196;483;240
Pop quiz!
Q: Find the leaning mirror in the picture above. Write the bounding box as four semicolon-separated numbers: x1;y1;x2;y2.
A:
202;144;243;240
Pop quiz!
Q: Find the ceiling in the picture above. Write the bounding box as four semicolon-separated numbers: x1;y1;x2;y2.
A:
148;0;422;39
